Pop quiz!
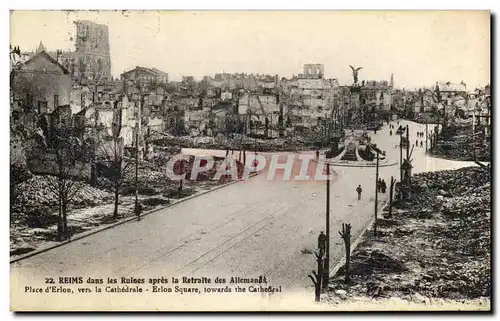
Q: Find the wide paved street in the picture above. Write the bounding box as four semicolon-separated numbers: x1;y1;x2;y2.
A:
11;120;478;308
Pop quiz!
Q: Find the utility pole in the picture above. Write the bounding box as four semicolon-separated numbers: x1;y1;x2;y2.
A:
425;121;428;152
323;162;331;290
134;122;140;221
399;133;403;182
473;108;476;161
135;92;143;221
374;149;380;237
443;100;448;128
388;176;395;218
435;126;439;150
406;124;410;161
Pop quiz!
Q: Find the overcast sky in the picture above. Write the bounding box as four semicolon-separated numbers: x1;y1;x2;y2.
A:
10;10;490;90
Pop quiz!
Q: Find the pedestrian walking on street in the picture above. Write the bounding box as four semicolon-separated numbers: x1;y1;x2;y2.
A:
356;185;363;200
252;153;259;169
135;203;143;220
316;150;320;160
416;139;419;147
381;179;387;193
420;141;423;148
318;231;327;256
390;129;392;136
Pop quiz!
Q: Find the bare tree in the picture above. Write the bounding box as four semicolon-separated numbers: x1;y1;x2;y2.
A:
97;136;134;220
46;124;89;241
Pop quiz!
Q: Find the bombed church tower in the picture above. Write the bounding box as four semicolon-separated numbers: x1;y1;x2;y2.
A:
73;20;111;81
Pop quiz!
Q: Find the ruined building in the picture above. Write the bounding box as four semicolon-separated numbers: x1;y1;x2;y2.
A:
22;20;112;83
73;20;111;81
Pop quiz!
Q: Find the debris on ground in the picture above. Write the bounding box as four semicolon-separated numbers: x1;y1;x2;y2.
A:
430;122;490;162
329;166;491;304
149;132;323;152
10;152;248;258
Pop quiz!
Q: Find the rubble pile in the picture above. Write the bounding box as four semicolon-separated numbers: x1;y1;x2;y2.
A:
331;166;491;302
110;155;245;197
11;175;113;227
431;123;490;161
150;134;316;152
13;175;112;209
115;168;179;196
148;145;182;167
395;166;490;212
413;113;440;124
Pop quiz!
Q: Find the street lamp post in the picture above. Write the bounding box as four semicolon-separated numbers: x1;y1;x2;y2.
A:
323;162;331;290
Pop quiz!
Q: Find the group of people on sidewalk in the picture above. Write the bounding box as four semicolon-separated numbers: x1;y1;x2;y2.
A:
355;178;388;200
377;178;387;193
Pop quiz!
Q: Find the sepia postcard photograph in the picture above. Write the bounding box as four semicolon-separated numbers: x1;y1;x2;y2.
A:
8;9;491;312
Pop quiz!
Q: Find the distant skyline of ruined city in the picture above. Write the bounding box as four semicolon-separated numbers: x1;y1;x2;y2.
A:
10;10;490;90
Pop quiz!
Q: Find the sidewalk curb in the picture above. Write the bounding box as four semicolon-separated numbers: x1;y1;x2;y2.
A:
314;160;398;168
328;198;390;281
10;172;260;264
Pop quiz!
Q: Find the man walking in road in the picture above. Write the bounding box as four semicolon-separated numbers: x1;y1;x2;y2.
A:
135;202;143;221
316;150;320;160
318;231;327;256
356;185;362;200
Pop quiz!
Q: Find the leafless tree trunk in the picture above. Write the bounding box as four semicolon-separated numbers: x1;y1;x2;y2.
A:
98;137;133;221
339;223;352;284
308;251;324;302
57;189;63;241
62;197;68;238
113;181;120;219
47;124;88;241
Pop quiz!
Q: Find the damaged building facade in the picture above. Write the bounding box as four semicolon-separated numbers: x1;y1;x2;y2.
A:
285;64;340;130
10;45;72;141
